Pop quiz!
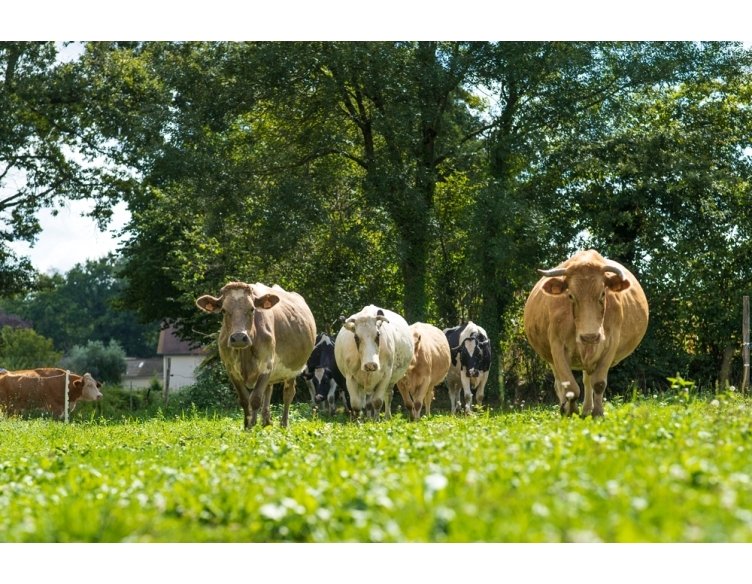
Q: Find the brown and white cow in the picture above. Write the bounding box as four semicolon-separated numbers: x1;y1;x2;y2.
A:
196;281;316;428
335;305;413;420
523;249;649;417
396;322;451;421
0;369;103;419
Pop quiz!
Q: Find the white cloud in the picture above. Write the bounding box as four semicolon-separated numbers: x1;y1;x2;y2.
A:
8;200;130;274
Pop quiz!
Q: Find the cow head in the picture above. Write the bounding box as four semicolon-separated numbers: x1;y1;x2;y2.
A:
77;373;103;402
196;282;279;349
344;309;389;372
539;261;631;345
458;332;489;378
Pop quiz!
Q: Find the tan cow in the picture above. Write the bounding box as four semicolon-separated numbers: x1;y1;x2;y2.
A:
396;322;451;421
0;370;103;419
196;281;316;428
523;249;649;417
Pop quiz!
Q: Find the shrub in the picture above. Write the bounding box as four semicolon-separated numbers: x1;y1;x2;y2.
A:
61;340;127;384
0;326;62;370
174;360;237;412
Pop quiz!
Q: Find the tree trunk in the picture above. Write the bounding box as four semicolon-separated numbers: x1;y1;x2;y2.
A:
718;344;735;390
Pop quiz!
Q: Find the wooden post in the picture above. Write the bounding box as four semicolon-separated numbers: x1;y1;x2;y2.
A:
743;296;750;395
163;357;172;404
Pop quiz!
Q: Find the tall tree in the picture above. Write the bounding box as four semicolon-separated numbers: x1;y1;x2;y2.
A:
0;42;131;294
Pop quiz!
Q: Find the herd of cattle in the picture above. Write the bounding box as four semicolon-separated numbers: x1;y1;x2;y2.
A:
0;249;649;425
194;249;649;428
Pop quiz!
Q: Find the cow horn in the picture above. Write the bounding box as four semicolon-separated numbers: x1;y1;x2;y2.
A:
538;268;567;278
602;263;625;280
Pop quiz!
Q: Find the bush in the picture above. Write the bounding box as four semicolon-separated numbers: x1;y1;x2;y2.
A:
174;361;238;412
0;326;62;370
61;340;127;384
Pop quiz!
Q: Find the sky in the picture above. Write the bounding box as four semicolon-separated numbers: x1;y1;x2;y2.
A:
7;200;130;274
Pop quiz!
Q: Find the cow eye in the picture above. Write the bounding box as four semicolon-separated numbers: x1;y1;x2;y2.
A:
567;293;575;302
375;332;380;343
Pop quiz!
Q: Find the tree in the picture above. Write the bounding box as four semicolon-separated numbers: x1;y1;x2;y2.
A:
0;255;159;356
0;326;61;370
0;42;132;295
60;339;127;384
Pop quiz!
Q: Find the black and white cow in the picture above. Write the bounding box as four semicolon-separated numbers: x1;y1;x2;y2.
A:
444;321;492;414
302;333;350;415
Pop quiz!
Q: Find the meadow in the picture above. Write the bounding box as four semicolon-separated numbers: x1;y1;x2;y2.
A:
1;391;752;543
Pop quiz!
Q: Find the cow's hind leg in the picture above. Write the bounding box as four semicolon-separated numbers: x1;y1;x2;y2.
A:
280;378;296;427
448;383;461;414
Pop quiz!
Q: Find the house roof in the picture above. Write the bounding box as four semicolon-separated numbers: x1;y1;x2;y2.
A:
157;324;206;356
124;357;163;379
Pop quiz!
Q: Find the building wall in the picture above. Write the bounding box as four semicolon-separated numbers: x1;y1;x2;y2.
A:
163;355;203;390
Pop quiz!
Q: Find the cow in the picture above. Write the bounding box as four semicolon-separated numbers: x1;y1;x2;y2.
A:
523;249;649;417
395;322;451;421
301;332;350;415
334;305;413;420
444;321;492;414
196;281;316;428
0;369;103;419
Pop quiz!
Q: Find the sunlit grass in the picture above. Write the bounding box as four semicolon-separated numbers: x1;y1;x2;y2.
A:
1;394;751;542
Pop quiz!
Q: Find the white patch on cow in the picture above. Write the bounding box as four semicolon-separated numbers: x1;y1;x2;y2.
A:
314;367;325;383
228;288;247;301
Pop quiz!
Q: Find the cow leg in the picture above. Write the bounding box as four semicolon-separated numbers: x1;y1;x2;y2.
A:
248;374;271;428
280;378;296;427
304;379;315;408
424;387;434;417
475;372;489;409
411;381;430;421
347;378;365;421
231;380;252;430
459;371;473;414
590;364;611;417
326;380;337;415
370;379;393;421
448;382;461;414
581;371;595;417
550;350;580;417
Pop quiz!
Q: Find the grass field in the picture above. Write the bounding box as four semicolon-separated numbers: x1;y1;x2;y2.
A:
1;391;752;543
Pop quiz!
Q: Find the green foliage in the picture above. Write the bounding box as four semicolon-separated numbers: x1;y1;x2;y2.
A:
1;399;752;542
170;361;237;412
61;339;127;384
0;255;160;356
0;326;61;370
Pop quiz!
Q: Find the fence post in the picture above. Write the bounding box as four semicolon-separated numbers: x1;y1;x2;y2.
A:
163;357;172;405
743;296;750;395
64;369;70;423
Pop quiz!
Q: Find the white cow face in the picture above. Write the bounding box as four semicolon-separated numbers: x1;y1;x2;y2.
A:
78;373;103;401
344;312;389;372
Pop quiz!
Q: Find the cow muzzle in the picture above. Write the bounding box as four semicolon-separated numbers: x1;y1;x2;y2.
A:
363;362;379;372
578;333;603;345
229;331;251;348
467;368;480;378
315;394;326;403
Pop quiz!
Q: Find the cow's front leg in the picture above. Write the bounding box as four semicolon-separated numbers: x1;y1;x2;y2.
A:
346;378;365;421
280;378;296;427
448;383;461;414
551;349;580;417
248;373;271;428
459;371;474;414
581;371;594;417
370;379;393;421
475;372;489;409
590;362;612;417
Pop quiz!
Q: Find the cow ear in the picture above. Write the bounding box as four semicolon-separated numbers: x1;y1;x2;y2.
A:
344;319;356;332
254;293;280;310
542;277;567;296
605;274;631;292
197;295;223;314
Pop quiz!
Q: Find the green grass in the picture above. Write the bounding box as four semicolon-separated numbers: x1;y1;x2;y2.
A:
1;393;752;542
